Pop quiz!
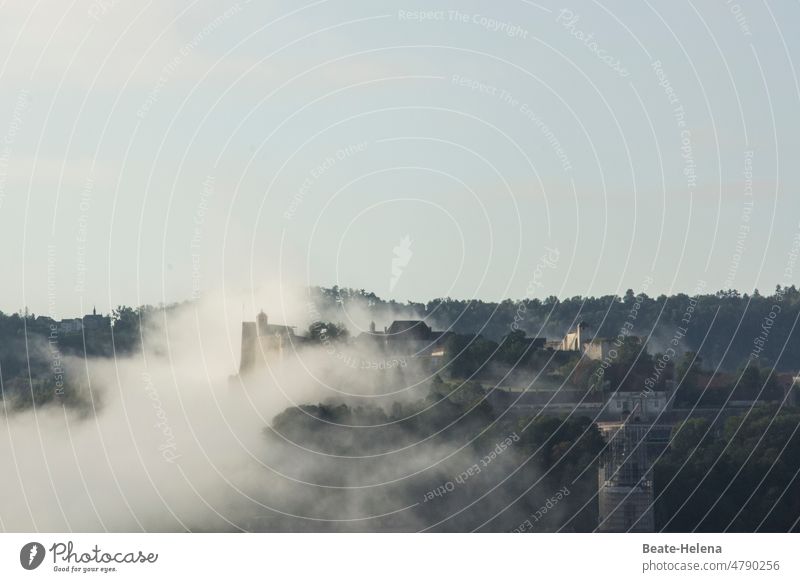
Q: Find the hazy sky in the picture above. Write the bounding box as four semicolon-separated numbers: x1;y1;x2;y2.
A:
1;0;799;317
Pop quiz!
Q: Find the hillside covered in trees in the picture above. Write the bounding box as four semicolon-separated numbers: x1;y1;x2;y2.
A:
2;285;799;408
310;284;800;373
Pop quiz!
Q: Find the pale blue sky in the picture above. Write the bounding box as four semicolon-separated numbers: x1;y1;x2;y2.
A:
1;0;798;317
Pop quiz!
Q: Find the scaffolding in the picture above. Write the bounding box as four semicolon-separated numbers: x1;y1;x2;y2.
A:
597;422;672;532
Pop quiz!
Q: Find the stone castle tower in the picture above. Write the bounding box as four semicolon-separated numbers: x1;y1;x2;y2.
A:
239;310;295;375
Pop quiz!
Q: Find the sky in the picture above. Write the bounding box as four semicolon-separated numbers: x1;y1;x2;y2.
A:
1;0;799;318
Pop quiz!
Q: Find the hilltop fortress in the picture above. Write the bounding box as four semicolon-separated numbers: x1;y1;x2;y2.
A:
238;310;298;374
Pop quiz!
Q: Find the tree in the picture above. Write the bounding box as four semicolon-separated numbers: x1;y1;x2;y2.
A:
496;329;532;366
736;365;761;400
306;321;349;343
670;418;710;454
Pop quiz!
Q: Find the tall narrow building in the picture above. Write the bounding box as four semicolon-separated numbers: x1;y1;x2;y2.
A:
597;423;659;532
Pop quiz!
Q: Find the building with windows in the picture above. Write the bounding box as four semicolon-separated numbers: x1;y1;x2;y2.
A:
606;390;669;421
57;318;84;334
357;319;452;363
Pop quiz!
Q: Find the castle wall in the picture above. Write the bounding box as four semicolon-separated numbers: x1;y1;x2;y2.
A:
239;322;257;374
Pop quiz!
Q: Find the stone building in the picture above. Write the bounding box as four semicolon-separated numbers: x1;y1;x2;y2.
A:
550;322;644;362
239;310;297;374
357;320;453;364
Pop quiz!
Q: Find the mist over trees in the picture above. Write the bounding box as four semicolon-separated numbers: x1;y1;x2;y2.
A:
3;286;800;532
0;304;167;408
310;285;800;373
3;284;799;408
265;376;603;532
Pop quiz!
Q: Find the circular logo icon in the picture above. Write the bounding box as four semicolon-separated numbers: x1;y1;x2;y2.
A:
20;542;46;570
